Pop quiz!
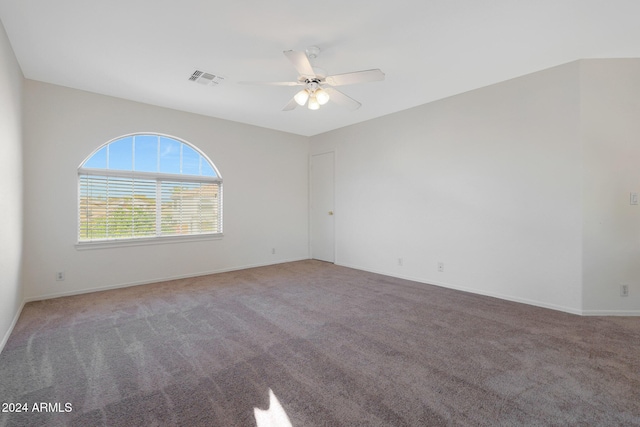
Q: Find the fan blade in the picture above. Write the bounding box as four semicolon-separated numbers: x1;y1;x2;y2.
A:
324;87;361;111
238;81;302;86
325;69;385;86
282;97;298;111
283;50;316;78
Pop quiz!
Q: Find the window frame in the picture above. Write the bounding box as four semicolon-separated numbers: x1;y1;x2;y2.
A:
76;133;223;249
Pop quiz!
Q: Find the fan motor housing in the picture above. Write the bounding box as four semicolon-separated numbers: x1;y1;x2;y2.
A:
305;79;321;91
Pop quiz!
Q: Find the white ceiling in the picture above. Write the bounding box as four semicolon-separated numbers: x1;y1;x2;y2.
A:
2;0;640;136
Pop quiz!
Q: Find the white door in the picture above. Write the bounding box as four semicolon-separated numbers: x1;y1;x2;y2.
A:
310;152;335;262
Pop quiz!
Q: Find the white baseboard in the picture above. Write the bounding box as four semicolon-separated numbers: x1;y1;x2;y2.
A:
0;299;26;355
335;261;591;316
23;257;310;304
581;309;640;316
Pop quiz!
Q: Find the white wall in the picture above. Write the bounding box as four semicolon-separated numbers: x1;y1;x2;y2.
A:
581;59;640;314
311;62;585;313
22;81;309;300
0;18;24;348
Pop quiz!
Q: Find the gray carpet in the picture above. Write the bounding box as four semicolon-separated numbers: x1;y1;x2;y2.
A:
1;260;639;426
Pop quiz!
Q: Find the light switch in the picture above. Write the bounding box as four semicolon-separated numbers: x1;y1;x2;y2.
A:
631;192;639;206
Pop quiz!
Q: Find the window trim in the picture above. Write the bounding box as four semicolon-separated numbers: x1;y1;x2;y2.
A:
77;133;223;247
77;168;222;183
75;232;223;250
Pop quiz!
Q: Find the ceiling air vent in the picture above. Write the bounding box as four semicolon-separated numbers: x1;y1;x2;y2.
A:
189;70;225;86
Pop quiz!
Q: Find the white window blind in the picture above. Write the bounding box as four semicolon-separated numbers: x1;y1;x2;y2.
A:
79;175;157;240
160;181;220;236
78;134;222;243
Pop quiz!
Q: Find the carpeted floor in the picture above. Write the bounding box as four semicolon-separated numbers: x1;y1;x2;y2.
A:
1;260;639;426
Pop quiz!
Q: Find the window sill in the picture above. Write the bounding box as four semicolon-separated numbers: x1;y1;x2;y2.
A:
75;233;223;250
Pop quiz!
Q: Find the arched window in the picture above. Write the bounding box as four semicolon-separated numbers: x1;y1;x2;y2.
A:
78;133;222;243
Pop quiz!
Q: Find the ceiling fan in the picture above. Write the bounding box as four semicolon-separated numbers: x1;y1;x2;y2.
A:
240;46;385;111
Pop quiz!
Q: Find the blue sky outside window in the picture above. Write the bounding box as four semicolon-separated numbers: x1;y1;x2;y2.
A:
201;160;215;177
81;134;217;177
134;135;159;172
159;136;181;174
83;146;107;169
108;136;133;170
182;145;200;175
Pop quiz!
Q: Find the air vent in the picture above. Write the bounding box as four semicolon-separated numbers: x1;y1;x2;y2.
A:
188;70;203;81
189;70;225;86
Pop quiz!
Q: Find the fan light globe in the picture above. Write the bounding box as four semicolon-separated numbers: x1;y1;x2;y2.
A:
308;97;320;110
315;88;330;105
294;90;309;106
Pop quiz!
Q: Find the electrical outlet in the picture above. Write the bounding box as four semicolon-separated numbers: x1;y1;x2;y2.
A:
621;284;629;297
56;271;65;281
438;262;444;272
398;258;403;266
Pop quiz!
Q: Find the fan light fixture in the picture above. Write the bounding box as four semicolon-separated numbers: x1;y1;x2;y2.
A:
294;85;330;110
308;96;320;110
315;88;330;105
294;89;309;106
